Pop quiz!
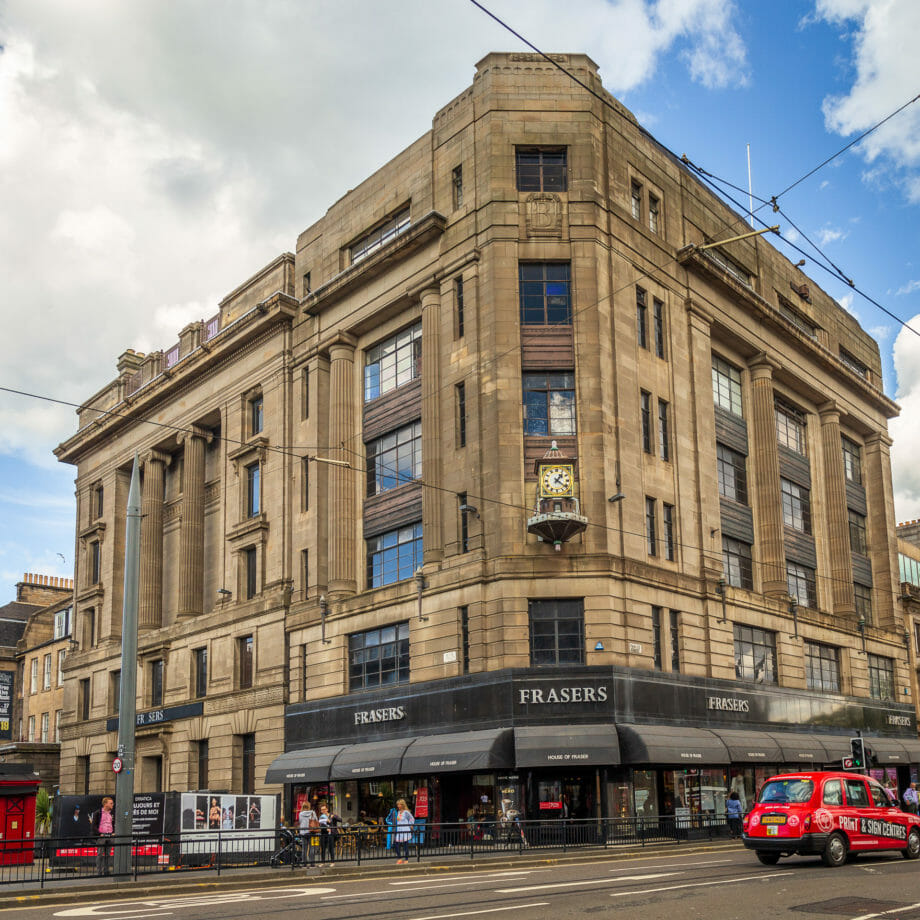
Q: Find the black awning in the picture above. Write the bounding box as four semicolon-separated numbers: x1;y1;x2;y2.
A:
265;745;347;784
769;731;829;766
514;724;619;768
858;737;912;765
900;738;920;762
330;738;417;780
401;729;514;775
618;724;729;765
710;728;783;763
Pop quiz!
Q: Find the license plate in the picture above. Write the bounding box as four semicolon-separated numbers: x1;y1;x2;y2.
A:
767;826;778;836
761;815;787;825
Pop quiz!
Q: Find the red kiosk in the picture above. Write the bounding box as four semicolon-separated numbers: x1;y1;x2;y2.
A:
0;764;41;865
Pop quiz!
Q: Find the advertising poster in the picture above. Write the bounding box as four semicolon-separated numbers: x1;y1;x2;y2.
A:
0;670;13;740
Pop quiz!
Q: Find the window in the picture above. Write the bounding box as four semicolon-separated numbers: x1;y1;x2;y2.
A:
43;653;51;690
522;373;576;436
244;546;258;599
349;622;410;690
645;497;658;557
630;181;642;220
364;323;422;401
350;207;410;264
57;649;66;687
456;383;467;448
722;537;753;589
663;503;676;561
867;653;894;701
455;276;465;337
528;599;584;666
367;523;423;588
854;582;872;623
55;710;62;743
27;716;35;743
53;607;71;640
110;670;120;713
238;635;254;689
658;400;670;461
302;271;311;297
197;739;209;790
652;606;663;669
249;394;263;436
805;642;840;692
648;194;660;234
842;436;862;485
733;624;777;684
150;659;164;708
519;263;571;325
30;658;37;694
77;756;90;795
366;421;422;495
787;561;817;608
459;492;470;554
79;677;90;721
717;444;748;503
781;478;812;533
460;606;470;674
452;164;463;208
636;287;648;349
848;509;868;555
712;356;743;416
301;549;309;597
194;647;208;698
240;733;256;795
653;299;665;358
516;147;567;192
245;463;260;517
839;347;868;378
302;368;310;420
669;610;681;672
89;540;101;585
775;399;807;455
83;608;95;649
301;457;309;511
844;778;870;807
706;247;751;286
93;484;104;519
777;297;817;339
640;391;652;453
40;712;49;743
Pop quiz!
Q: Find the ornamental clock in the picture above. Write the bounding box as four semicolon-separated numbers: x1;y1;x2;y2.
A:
539;463;575;498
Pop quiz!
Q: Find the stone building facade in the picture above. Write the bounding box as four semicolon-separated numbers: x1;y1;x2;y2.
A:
56;54;916;823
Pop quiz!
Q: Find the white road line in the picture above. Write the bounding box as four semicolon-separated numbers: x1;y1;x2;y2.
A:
323;881;529;898
391;872;532;886
495;872;678;893
406;903;550;920
608;872;787;897
850;902;920;920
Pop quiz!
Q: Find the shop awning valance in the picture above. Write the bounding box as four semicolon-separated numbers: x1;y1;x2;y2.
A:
710;728;783;763
329;737;418;780
617;724;729;765
264;745;348;784
401;729;514;775
514;724;619;768
769;732;829;765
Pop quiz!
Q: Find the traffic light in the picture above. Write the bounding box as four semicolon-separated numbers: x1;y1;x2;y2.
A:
864;744;878;769
850;737;865;768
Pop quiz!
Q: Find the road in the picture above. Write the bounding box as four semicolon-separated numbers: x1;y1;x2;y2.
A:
4;847;919;920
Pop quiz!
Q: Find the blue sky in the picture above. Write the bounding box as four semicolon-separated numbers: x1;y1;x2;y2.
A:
0;0;918;592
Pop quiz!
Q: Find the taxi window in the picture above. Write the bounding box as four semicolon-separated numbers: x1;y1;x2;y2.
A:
844;778;870;807
759;779;814;804
869;782;891;808
822;779;843;806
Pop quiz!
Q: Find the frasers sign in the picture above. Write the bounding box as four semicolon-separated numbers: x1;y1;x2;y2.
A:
518;686;608;705
707;695;750;713
354;706;405;726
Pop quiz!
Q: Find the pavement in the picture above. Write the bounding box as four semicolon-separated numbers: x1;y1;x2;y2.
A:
0;838;741;909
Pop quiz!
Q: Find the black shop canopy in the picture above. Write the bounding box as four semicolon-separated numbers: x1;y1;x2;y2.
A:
264;745;349;784
401;729;514;774
514;724;619;767
618;724;730;765
710;728;783;763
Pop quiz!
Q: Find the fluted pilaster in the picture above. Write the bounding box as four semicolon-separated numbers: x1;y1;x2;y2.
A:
177;427;207;617
819;405;856;615
420;285;443;565
139;450;169;629
328;336;357;596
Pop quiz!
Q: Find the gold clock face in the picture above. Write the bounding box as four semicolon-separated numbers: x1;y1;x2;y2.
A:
540;464;574;496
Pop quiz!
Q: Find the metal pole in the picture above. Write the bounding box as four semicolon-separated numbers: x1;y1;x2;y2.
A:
114;455;141;875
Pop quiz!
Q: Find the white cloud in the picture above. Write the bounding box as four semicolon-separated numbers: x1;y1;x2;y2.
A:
896;280;920;295
890;313;920;520
818;225;848;245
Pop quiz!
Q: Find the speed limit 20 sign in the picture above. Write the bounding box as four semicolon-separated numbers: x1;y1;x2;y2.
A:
112;756;124;773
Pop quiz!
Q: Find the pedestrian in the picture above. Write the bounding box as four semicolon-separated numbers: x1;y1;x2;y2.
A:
726;791;743;839
394;798;415;865
903;782;919;815
298;800;320;866
92;796;115;876
318;801;340;866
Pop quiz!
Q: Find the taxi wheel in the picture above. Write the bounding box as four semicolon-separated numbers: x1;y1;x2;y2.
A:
904;828;920;860
756;851;780;865
821;832;848;867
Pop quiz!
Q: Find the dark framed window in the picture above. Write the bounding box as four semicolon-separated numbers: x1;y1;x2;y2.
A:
367;523;423;588
460;606;470;674
722;536;753;589
777;297;817;339
733;624;777;684
717;444;748;503
630;181;642;220
867;653;894;701
301;549;309;597
194;647;208;698
77;756;90;795
83;608;95;649
652;606;663;669
350;207;410;264
645;497;657;557
109;670;120;713
456;383;467;448
246;463;260;517
519;263;571;325
805;642;840;692
528;599;584;666
452;165;463;208
839;347;868;378
648;193;660;234
459;492;470;554
364;323;422;401
150;659;164;707
244;546;258;599
787;561;817;608
848;509;867;555
250;394;263;436
523;373;576;436
366;421;422;495
349;622;410;691
90;540;101;585
240;733;255;795
455;276;465;337
197;739;209;790
301;457;309;511
302;368;310;420
636;287;648;349
93;484;104;519
781;478;811;533
658;399;670;461
640;391;652;453
712;356;743;416
516;147;567;192
302;271;311;297
854;582;872;623
669;610;681;672
775;399;807;455
841;436;862;484
663;503;675;561
238;635;253;689
653;298;665;358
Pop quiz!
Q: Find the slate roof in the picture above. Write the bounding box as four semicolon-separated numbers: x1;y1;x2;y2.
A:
0;602;39;647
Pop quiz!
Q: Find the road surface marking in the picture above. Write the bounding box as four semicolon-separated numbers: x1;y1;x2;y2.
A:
406;903;550;920
496;872;678;892
609;873;786;897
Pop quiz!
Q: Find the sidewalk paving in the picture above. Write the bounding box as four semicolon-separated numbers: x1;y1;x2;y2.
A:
0;839;742;909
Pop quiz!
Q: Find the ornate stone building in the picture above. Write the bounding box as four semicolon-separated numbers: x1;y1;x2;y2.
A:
56;53;916;823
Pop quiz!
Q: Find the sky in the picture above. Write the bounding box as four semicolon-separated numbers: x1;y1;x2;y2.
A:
0;0;919;591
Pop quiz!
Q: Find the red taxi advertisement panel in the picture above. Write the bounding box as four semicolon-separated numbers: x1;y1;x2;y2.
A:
743;771;920;867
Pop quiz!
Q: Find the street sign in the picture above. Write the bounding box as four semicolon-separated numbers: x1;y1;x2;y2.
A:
842;756;856;769
112;756;124;773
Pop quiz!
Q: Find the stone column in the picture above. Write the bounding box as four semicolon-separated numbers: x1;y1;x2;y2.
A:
864;432;899;628
328;335;357;597
748;356;787;597
420;285;443;565
177;427;208;617
139;450;169;629
819;404;856;616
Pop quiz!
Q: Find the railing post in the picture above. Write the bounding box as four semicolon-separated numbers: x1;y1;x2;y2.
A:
217;830;222;876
